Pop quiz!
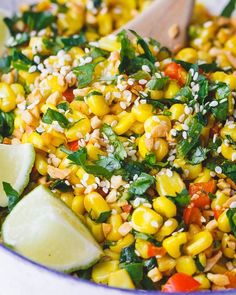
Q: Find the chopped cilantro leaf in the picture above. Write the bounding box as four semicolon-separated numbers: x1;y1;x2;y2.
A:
2;182;20;212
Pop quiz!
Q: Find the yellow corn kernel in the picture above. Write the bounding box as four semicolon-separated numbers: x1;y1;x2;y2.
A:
87;143;106;161
175;48;198;63
174;159;202;180
61;192;74;208
131;104;153;123
110;234;134;253
169;103;185;121
186;231;213;256
217;211;231;233
65;117;91;142
0;82;16;112
19;70;40;85
102;114;118;125
68;47;85;60
156;218;178;241
103;249;120;260
106;214;123;241
194;168;212;183
99;36;121;52
163;232;188;258
153;196;176;218
85;214;104;243
221;142;236;161
87;92;110;117
194;274;211;289
150;89;164;100
10;83;25;96
84;192;110;220
154;138;169;161
130;121;145;135
157;256;176;272
26;132;45;151
71;195;85;215
97;13;113;36
164;81;180;99
14;115;26;130
41;75;67;95
225;35;236;56
35;153;48;176
138;135;149;158
176;256;197;275
211;72;236;90
220;123;236;141
223;247;235;259
131;206;163;235
211;191;229;210
108;269;135;289
198;253;206;268
211;264;228;274
156;171;185;196
135;238;150;259
29;37;50;55
144;115;171;135
113;113;136;135
76;168;96;185
92;261;119;284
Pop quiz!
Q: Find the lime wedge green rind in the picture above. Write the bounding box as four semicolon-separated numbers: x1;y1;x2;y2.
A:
2;185;103;272
0;143;35;207
0;8;10;55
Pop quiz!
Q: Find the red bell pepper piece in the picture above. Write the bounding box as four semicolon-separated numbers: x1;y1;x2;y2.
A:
162;273;200;292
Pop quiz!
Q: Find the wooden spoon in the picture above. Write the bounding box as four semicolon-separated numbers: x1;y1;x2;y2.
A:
118;0;195;52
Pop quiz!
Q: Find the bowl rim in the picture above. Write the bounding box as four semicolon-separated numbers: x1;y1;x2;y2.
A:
0;243;235;295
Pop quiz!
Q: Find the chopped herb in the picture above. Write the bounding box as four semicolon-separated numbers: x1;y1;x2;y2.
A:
0;111;14;140
226;208;236;235
101;124;127;160
95;211;112;223
76;268;92;280
2;182;20;212
206;157;236;183
0;56;12;74
68;148;112;179
133;231;161;246
22;11;56;31
211;83;230;122
42;108;69;128
130;30;155;63
144;257;157;271
209;193;216;200
57;102;69;112
226;135;236;148
92;0;102;8
129;173;155;195
168;188;190;207
221;0;236;17
144;153;168;169
73;63;96;88
121;160;148;181
187;146;209;165
122;262;143;285
120;243;141;264
11;49;34;71
177;114;205;158
60;34;86;50
7;32;30;47
146;77;169;90
89;47;109;59
96;155;121;172
50;179;73;192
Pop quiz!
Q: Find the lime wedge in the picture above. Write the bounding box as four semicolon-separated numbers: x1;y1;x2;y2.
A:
2;185;103;272
0;143;35;207
0;9;10;55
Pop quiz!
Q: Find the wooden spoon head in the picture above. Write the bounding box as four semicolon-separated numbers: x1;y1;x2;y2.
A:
117;0;195;52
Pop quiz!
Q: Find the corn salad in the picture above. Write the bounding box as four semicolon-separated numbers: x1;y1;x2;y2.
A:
1;0;236;292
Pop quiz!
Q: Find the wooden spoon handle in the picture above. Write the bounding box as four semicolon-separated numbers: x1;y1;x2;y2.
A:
118;0;195;51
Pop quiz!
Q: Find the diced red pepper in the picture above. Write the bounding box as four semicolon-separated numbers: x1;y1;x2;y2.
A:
68;140;79;152
147;245;166;258
122;204;133;213
213;209;222;220
225;271;236;288
183;206;202;226
63;88;75;103
164;62;187;86
189;180;216;208
162;273;200;293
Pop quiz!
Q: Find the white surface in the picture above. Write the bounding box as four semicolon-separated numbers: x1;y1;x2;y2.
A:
0;0;234;295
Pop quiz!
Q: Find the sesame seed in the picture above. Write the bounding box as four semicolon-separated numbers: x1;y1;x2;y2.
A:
215;166;222;174
142;65;151;72
182;124;189;131
166;169;173;178
210;171;216;177
182;131;187;139
120;102;127;109
29;65;37;73
193;72;199;81
138;79;147;85
209;101;219;107
170;129;177;137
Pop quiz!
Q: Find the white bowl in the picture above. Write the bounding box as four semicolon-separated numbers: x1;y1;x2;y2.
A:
0;1;235;294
